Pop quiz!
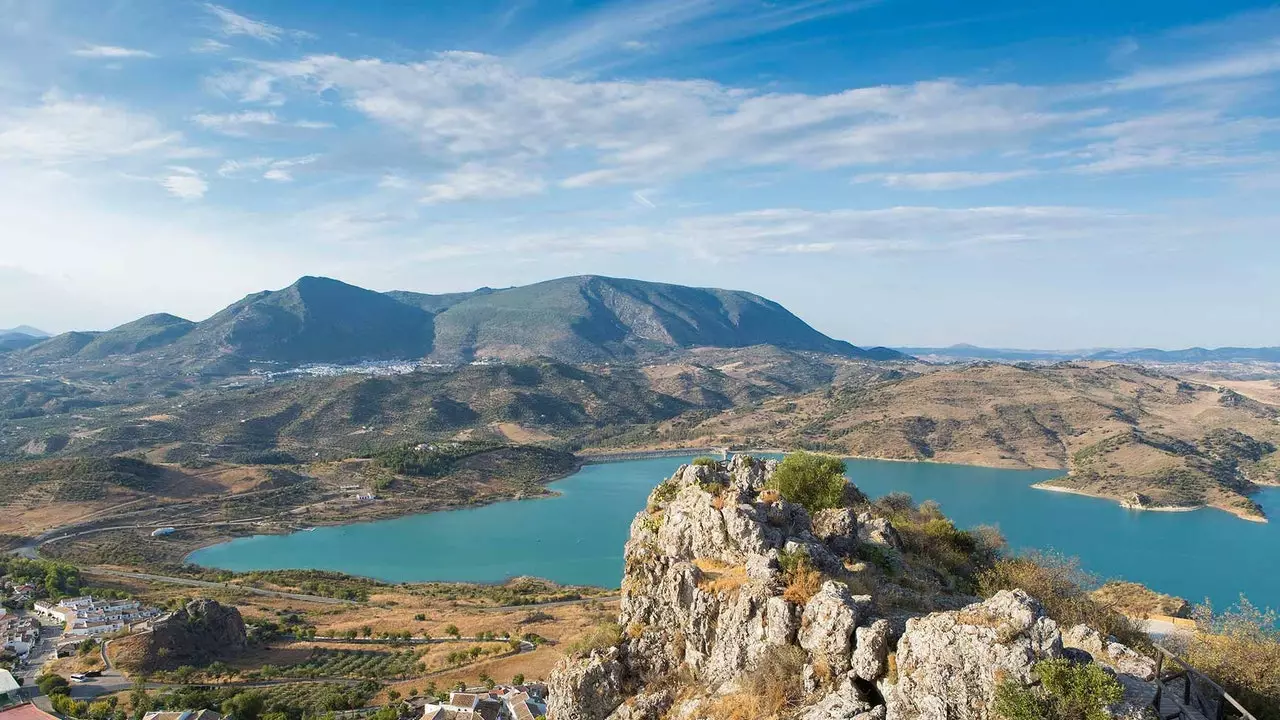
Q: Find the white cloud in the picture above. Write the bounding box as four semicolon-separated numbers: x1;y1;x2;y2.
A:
204;3;287;42
192;39;230;53
420;163;546;203
72;45;156;59
261;155;318;182
160;166;208;199
217;156;272;177
1113;42;1280;91
632;190;657;208
192;110;279;134
854;170;1037;190
249;53;1083;189
0;92;180;163
191;110;330;136
1069;110;1280;173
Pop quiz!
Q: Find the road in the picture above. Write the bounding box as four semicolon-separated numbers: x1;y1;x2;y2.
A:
82;568;357;605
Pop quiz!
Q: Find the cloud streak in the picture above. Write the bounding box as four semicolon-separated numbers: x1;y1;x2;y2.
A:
72;45;156;59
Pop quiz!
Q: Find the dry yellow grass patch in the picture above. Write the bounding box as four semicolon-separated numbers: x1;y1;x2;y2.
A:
693;558;747;594
782;564;822;605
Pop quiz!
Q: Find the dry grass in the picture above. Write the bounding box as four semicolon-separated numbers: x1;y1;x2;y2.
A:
693;558;747;595
782;565;823;605
703;646;806;720
1090;581;1189;619
1185;600;1280;720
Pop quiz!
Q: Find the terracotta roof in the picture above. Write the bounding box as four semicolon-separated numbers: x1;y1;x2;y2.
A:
0;707;60;720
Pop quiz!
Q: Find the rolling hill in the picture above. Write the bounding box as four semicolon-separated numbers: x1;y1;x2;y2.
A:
7;275;900;371
635;361;1280;520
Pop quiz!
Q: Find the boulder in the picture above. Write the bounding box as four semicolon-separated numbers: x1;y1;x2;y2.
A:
857;513;903;550
798;676;876;719
886;590;1063;720
1063;624;1156;681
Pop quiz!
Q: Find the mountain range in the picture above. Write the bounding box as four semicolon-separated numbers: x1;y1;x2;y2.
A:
5;275;902;370
0;326;49;354
896;344;1280;364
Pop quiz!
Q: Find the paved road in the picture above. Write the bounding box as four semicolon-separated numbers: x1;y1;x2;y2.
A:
83;568;356;605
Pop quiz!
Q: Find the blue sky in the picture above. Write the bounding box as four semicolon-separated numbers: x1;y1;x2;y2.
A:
1;0;1278;348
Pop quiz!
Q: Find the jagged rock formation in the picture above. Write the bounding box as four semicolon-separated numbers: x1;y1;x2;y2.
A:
112;599;247;672
548;457;1152;720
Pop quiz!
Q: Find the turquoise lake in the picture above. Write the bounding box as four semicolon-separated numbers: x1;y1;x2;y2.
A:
188;456;1280;610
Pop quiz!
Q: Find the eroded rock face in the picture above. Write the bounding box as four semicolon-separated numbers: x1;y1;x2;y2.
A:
548;457;1132;720
548;648;626;720
886;590;1063;720
1063;624;1157;681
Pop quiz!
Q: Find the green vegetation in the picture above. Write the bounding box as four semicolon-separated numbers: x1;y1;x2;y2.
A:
978;552;1150;652
151;681;379;720
1186;597;1280;720
994;659;1123;720
875;493;1003;592
271;648;425;679
0;556;82;598
766;451;847;513
691;457;719;468
239;569;382;601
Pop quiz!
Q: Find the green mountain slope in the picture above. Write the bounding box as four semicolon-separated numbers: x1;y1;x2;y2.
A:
7;275;898;370
173;276;435;365
76;314;196;360
427;275;886;362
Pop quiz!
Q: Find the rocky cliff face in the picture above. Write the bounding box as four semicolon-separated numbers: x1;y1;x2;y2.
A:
113;599;248;672
548;456;1149;720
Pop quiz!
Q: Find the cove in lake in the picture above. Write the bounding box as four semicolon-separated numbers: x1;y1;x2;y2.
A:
188;456;1280;610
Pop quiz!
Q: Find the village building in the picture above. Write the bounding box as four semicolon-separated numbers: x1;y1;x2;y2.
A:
0;615;40;656
32;597;160;637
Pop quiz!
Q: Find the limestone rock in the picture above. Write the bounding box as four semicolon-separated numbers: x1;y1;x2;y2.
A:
852;619;892;681
798;582;869;679
857;513;903;550
605;690;671;720
548;648;626;720
887;590;1063;720
812;507;860;555
798;676;876;719
1063;624;1156;681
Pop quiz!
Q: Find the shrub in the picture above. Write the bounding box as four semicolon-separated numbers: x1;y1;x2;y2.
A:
692;457;720;468
779;547;823;605
566;622;622;658
978;552;1150;652
705;645;806;720
1185;597;1280;720
767;452;848;513
993;659;1123;720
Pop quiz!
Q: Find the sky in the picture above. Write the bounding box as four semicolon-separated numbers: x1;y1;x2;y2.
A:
1;0;1279;349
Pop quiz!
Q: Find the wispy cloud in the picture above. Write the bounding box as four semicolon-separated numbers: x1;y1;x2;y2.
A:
160;166;208;199
192;39;230;54
204;3;311;43
0;92;180;163
514;0;880;72
190;110;328;136
1113;42;1280;92
420;163;546;204
72;45;156;59
854;170;1037;190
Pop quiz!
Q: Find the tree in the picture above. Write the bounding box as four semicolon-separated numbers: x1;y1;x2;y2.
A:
38;673;70;697
413;614;426;621
766;452;848;513
361;626;373;638
479;672;494;690
387;690;401;702
444;624;460;639
129;679;153;720
512;673;525;686
453;681;466;693
222;691;266;720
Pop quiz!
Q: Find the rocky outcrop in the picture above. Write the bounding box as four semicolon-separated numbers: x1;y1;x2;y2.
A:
112;599;247;672
1063;624;1157;681
886;590;1063;720
548;456;1149;720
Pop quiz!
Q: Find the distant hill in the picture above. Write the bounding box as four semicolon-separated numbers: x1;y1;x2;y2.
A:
642;361;1280;520
10;275;901;370
0;331;45;354
896;344;1280;364
0;326;49;337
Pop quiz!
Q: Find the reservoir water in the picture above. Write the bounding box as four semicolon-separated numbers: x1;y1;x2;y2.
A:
188;456;1280;610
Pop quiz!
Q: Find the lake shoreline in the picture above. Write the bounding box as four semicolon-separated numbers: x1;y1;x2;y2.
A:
1031;482;1270;523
